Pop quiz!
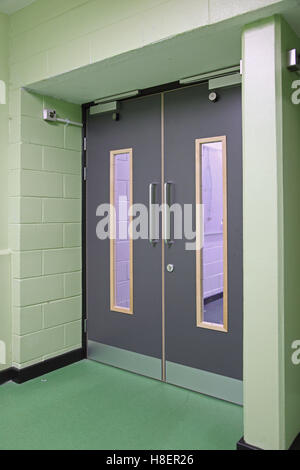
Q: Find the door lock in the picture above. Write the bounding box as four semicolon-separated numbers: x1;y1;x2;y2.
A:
167;264;174;273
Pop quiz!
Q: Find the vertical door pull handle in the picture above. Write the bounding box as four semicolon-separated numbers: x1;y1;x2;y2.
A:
164;182;173;247
149;183;159;246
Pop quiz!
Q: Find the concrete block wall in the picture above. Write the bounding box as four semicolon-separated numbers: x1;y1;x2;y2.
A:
203;236;223;299
9;89;82;369
8;0;284;90
0;12;11;372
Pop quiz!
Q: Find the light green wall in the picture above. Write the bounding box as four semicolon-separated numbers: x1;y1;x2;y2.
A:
0;12;12;372
280;18;300;449
0;13;9;250
9;89;82;368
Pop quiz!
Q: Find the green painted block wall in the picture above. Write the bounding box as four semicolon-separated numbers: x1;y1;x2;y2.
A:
0;13;8;251
0;12;12;372
9;89;82;368
7;0;284;89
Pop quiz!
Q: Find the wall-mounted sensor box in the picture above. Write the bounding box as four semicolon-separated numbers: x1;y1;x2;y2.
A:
43;109;57;122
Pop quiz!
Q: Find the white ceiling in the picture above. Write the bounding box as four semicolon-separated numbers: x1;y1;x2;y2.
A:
0;0;36;15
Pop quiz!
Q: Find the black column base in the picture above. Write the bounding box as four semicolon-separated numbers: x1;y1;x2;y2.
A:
0;367;17;385
237;437;262;450
0;348;85;386
237;433;300;450
290;433;300;450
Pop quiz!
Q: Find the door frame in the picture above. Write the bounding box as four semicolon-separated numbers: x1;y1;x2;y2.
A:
81;77;243;391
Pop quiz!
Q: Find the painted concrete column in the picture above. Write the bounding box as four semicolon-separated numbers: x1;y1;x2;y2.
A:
243;15;300;450
280;18;300;450
242;16;286;450
0;12;11;373
242;16;284;450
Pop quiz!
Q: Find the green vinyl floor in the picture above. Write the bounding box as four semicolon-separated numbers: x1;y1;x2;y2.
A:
0;360;243;450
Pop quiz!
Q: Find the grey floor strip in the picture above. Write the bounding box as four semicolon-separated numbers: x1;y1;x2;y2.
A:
88;341;243;405
88;341;161;380
166;361;243;405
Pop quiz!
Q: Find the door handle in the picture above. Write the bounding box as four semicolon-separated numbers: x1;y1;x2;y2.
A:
164;182;173;247
149;183;159;246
